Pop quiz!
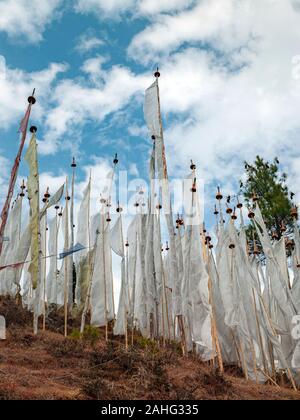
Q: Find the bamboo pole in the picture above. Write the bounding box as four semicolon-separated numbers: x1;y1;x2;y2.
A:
239;338;249;381
55;209;59;306
124;245;129;349
80;177;93;334
64;177;69;338
176;314;187;356
203;222;223;373
70;160;76;305
162;269;171;342
161;298;166;347
250;337;259;384
103;215;109;342
33;134;41;337
42;211;47;331
125;309;128;350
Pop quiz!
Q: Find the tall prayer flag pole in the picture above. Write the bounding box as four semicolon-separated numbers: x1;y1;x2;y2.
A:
0;90;36;256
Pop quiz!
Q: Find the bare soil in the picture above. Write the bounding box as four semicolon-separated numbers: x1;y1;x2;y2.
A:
0;297;299;400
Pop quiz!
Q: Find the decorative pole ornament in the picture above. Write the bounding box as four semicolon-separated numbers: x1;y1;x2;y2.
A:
42;187;50;203
285;237;294;251
248;208;255;219
20;179;26;197
231;207;237;221
113;153;119;166
291;205;298;220
191;178;197;193
214;205;219;216
116;202;123;213
226;204;233;215
280;221;287;234
71;157;77;168
154;67;161;79
28;88;36;105
100;194;106;204
205;233;212;245
190;160;196;171
30;126;37;134
216;187;223;201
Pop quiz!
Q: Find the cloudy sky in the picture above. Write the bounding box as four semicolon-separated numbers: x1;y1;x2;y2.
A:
1;0;300;230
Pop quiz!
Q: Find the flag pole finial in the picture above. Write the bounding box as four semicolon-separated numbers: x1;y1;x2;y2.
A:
190;160;196;170
28;88;36;105
113;153;119;165
71;157;77;168
154;67;160;78
216;187;223;201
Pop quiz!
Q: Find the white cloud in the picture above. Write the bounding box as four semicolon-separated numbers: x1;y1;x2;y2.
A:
74;0;194;18
128;0;252;62
81;56;108;83
0;0;63;43
2;0;300;220
157;42;300;187
124;0;300;203
75;33;104;54
75;0;136;18
138;0;194;15
0;57;67;131
41;62;149;155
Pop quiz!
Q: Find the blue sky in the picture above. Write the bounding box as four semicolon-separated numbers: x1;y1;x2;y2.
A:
1;0;300;232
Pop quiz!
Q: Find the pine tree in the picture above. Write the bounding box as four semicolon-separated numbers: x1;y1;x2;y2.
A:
240;156;294;240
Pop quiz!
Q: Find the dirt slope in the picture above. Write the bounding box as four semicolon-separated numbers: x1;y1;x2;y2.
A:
0;298;299;400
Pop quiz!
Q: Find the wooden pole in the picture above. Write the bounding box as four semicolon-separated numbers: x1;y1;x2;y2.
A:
64;177;69;338
103;215;109;342
125;309;128;350
176;315;187;356
162;269;171;342
55;209;59;306
42;211;47;331
204;234;224;373
125;245;129;349
80;177;92;334
70;161;76;304
0;95;34;257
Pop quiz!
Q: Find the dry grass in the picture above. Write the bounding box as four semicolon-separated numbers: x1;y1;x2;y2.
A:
0;298;300;400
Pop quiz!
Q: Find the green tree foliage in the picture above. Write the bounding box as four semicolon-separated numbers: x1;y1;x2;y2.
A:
240;156;294;240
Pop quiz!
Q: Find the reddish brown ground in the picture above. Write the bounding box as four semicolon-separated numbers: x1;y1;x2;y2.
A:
0;297;300;400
